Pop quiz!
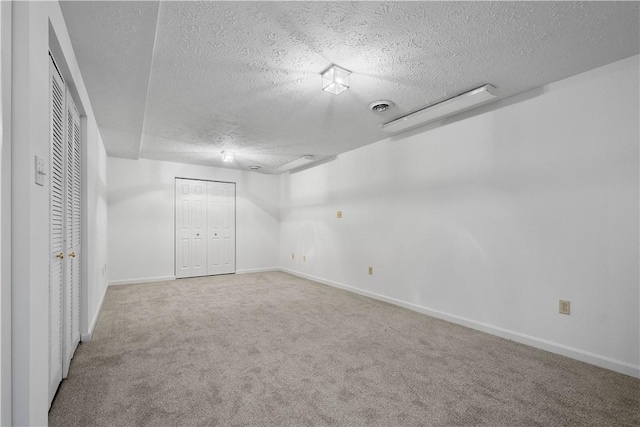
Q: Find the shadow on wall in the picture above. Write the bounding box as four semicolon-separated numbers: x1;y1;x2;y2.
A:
282;82;626;213
387;86;547;144
107;183;170;205
239;170;279;220
298;222;319;271
396;218;491;314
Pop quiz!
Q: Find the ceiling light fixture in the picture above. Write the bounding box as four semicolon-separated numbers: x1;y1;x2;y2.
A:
322;65;350;95
221;151;234;162
249;165;261;170
382;84;497;133
277;155;315;172
369;100;394;112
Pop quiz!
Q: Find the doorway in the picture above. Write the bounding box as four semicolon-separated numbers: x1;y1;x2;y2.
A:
175;178;236;278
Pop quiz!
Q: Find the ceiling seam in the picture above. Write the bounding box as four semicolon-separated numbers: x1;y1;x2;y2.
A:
137;0;162;161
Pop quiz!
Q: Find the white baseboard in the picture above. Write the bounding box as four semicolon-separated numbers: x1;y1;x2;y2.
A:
236;267;279;274
279;268;640;379
108;275;176;286
108;270;280;285
81;282;108;342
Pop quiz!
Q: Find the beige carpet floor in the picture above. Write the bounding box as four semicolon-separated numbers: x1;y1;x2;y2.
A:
49;271;639;426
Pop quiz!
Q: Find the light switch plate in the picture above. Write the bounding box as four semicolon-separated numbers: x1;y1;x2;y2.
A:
35;155;46;186
337;210;342;219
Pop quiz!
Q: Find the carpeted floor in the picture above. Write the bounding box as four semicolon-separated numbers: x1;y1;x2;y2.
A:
49;271;639;426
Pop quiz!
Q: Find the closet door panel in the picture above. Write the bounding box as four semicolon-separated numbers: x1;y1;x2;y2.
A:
175;184;191;278
207;182;235;275
65;90;81;373
49;57;65;404
175;179;207;278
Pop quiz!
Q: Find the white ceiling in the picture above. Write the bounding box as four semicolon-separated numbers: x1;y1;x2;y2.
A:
60;1;639;174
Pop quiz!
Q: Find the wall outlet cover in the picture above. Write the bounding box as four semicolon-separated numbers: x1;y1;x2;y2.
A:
559;300;571;315
337;210;342;219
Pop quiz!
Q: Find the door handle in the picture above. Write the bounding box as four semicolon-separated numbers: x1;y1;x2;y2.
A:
70;251;76;258
57;252;64;260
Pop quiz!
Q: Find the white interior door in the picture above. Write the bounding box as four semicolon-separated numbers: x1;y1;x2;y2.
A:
175;179;207;278
207;181;235;275
49;56;65;405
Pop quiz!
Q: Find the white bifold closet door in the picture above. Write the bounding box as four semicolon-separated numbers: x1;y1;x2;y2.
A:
175;178;235;279
49;56;65;404
49;54;82;407
64;87;81;375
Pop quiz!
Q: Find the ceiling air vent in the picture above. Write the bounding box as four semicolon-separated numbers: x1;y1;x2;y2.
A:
369;100;394;113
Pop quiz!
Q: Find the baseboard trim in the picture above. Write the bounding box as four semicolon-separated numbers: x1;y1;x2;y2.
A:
81;281;108;342
236;267;279;274
279;268;640;379
108;270;280;284
108;276;176;286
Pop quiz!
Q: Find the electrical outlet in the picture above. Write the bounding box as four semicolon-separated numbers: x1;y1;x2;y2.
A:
292;253;295;260
303;255;306;262
368;266;373;275
559;300;571;315
337;210;342;219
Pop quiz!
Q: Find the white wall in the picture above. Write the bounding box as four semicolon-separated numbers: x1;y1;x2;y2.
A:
107;158;280;284
0;1;11;424
280;56;640;377
82;123;108;341
11;2;108;424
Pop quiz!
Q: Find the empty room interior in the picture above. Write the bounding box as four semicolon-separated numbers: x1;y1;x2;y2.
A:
1;1;639;426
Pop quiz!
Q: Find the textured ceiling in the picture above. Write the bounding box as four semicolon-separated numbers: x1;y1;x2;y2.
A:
61;1;639;174
60;1;159;159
